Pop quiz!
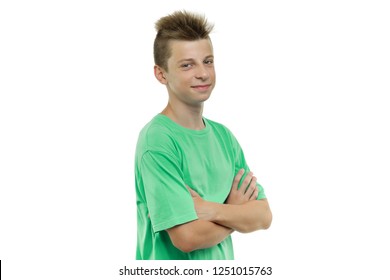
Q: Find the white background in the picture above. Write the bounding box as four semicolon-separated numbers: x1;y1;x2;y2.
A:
1;0;389;279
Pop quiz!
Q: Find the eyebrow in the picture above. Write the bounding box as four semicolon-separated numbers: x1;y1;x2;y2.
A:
177;55;214;64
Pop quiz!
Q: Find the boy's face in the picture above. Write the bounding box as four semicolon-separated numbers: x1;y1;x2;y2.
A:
159;39;215;107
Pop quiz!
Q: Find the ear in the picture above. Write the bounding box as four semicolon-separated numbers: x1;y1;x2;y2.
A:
154;65;168;85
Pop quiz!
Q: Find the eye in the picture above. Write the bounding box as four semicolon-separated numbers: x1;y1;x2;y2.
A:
181;63;192;69
204;59;214;65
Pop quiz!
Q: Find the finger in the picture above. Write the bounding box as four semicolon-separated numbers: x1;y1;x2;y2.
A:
250;188;259;201
239;171;253;194
232;169;245;191
186;185;200;197
244;176;257;199
248;179;259;201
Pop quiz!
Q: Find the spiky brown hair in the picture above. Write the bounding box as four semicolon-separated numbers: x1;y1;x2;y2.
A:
153;10;214;71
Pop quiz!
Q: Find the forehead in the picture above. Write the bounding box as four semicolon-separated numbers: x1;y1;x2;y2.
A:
168;39;213;61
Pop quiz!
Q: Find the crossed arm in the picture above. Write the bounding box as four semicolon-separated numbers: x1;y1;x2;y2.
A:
166;169;272;252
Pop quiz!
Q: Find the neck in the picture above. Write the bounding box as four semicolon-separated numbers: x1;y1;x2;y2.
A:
161;101;205;130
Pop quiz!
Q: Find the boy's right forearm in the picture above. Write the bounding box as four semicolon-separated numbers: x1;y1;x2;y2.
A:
167;219;233;252
193;220;234;248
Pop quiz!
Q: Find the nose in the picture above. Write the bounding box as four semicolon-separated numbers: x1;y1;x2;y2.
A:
195;65;210;80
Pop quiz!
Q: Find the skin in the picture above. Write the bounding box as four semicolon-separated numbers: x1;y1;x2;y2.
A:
188;170;272;233
154;39;215;130
154;39;272;253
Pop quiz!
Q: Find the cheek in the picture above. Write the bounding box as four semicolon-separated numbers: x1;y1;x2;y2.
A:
169;74;191;89
209;68;216;78
178;73;194;84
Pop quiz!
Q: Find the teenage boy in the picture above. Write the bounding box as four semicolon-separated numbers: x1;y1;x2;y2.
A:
135;11;272;260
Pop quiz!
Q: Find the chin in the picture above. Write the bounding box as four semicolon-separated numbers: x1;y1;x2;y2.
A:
199;92;212;102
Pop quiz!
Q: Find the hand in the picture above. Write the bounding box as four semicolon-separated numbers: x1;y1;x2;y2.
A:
187;186;216;221
225;169;258;205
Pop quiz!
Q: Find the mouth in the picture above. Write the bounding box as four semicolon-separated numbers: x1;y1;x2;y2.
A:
191;84;211;91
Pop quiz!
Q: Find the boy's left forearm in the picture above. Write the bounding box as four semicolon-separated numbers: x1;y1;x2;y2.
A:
210;199;272;233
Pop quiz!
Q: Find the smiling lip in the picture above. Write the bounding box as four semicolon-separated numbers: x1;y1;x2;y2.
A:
191;84;211;91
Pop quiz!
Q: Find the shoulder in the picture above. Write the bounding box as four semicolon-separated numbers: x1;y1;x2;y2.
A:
139;116;172;139
204;117;237;140
136;115;179;157
204;117;243;153
205;117;229;132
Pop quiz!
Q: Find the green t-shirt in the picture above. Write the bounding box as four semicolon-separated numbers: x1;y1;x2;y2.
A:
135;114;266;260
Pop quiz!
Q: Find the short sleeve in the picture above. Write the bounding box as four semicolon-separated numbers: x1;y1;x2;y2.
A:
140;151;198;233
